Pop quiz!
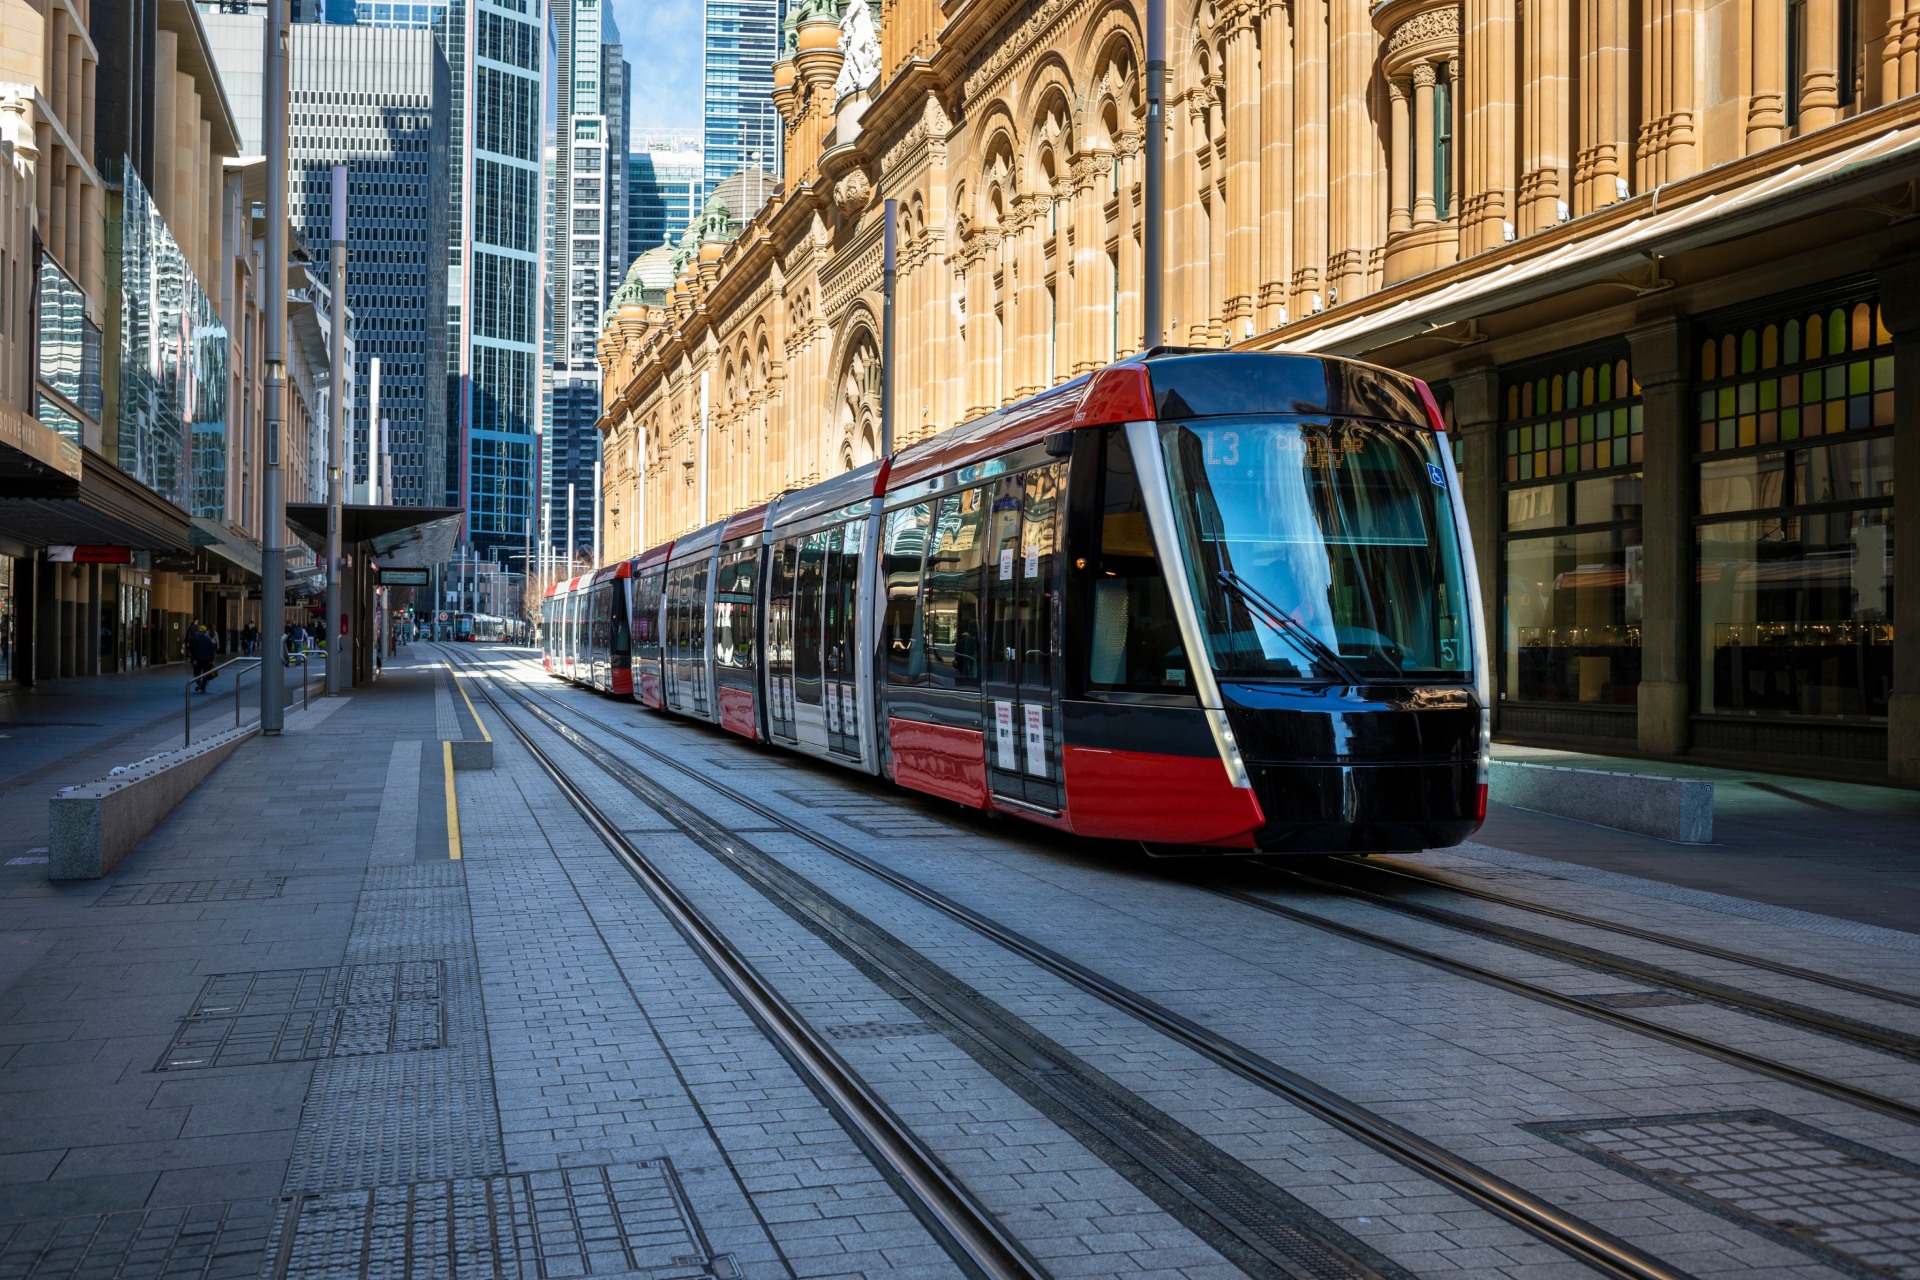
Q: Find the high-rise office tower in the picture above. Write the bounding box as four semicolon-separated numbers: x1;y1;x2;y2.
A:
626;133;702;269
284;24;452;507
701;0;781;203
544;0;628;567
352;0;544;559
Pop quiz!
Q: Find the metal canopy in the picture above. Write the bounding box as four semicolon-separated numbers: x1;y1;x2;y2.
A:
0;450;193;551
285;506;463;568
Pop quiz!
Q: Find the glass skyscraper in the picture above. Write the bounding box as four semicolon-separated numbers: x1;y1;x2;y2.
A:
350;0;543;558
701;0;781;202
627;136;703;269
284;24;452;508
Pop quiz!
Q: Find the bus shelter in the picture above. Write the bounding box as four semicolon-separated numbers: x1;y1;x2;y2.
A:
285;505;462;687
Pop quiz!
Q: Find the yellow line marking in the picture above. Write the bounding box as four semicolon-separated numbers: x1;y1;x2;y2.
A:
444;739;462;860
452;670;493;742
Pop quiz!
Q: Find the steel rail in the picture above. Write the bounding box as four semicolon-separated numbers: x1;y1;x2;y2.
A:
1342;857;1920;1012
451;657;1044;1280
1256;862;1920;1061
1208;883;1920;1127
477;660;1698;1280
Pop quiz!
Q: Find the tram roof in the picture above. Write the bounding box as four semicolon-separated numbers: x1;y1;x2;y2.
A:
720;503;770;542
634;540;674;571
589;561;632;584
666;517;728;565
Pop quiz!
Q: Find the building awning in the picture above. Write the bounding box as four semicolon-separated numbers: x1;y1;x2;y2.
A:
0;447;192;551
190;517;263;579
1276;120;1920;358
285;506;463;569
0;403;82;485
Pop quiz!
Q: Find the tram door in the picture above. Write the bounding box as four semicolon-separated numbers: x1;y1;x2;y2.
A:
822;519;864;758
791;530;828;747
767;540;798;740
984;464;1064;809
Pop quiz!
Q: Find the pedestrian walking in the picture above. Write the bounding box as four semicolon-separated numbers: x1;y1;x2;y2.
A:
189;625;218;692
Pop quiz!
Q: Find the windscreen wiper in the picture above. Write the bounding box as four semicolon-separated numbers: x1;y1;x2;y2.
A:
1214;570;1363;686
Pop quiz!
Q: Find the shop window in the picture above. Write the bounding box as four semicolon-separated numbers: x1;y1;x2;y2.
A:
1499;346;1644;710
1694;292;1893;723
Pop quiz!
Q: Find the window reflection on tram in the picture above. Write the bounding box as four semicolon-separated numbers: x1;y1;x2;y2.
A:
1157;418;1471;681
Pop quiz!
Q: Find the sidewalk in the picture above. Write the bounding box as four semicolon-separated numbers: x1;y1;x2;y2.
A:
1483;741;1920;935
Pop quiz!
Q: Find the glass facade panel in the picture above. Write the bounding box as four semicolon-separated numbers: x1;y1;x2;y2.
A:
1503;353;1642;482
1697;512;1892;720
1504;527;1644;706
36;254;101;441
112;161;228;514
1694;291;1894;724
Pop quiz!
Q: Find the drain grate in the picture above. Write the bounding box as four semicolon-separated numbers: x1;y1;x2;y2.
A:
823;1020;936;1041
0;1163;735;1280
0;1198;276;1280
158;964;443;1071
1586;991;1697;1009
1531;1110;1920;1280
272;1162;735;1280
94;879;287;908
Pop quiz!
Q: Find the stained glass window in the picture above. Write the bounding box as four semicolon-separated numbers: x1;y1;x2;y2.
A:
1502;355;1642;482
1696;300;1892;451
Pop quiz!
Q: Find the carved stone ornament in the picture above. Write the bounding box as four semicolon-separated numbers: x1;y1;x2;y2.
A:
1386;4;1461;60
834;169;874;218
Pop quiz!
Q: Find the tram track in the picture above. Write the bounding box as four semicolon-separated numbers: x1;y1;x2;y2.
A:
444;647;1697;1280
1336;856;1920;1013
1235;861;1920;1062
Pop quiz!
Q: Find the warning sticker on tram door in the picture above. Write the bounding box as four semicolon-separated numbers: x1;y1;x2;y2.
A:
995;701;1017;770
1024;705;1046;777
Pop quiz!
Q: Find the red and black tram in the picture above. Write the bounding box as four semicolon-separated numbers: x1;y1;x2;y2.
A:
542;349;1489;853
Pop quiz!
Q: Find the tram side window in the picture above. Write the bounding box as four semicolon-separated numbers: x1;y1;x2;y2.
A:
882;504;930;683
632;572;662;661
590;584;613;653
712;552;757;667
768;540;797;677
922;487;986;688
794;532;828;695
1087;428;1195;696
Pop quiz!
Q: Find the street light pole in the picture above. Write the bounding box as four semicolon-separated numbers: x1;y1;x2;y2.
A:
326;163;347;693
259;0;288;731
1143;0;1166;350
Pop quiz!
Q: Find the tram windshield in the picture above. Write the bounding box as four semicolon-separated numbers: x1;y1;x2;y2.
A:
1157;417;1471;681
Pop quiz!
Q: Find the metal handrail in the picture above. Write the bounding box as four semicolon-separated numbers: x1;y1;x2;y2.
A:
184;656;262;748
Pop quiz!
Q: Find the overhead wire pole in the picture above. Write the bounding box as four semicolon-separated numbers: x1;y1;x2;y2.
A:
880;198;896;457
259;0;288;731
1143;0;1166;350
326;164;348;693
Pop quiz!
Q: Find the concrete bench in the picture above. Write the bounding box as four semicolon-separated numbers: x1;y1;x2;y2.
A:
1489;759;1713;844
49;726;258;879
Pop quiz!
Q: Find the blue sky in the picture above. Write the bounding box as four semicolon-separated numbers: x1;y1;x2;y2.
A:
610;0;705;131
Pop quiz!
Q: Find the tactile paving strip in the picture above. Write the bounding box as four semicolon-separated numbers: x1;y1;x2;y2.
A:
1532;1110;1920;1279
0;1198;276;1280
822;1020;936;1041
92;878;287;908
156;964;444;1071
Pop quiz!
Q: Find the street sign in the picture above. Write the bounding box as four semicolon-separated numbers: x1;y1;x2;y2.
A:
47;545;131;564
177;573;219;583
379;570;430;585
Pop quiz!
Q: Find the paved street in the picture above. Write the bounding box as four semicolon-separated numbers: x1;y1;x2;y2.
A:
0;644;1916;1280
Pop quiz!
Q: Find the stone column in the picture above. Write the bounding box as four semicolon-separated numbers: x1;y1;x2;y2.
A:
1799;0;1843;127
1449;366;1505;727
1292;0;1329;317
1463;0;1517;256
1448;54;1464;218
1223;0;1262;340
1748;0;1788;149
1388;79;1412;235
1412;63;1438;224
1519;0;1569;233
1628;315;1692;756
84;564;99;677
1576;0;1630;214
1876;255;1920;778
1259;0;1294;330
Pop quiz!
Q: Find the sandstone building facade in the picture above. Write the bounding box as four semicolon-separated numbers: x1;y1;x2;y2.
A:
599;0;1920;776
